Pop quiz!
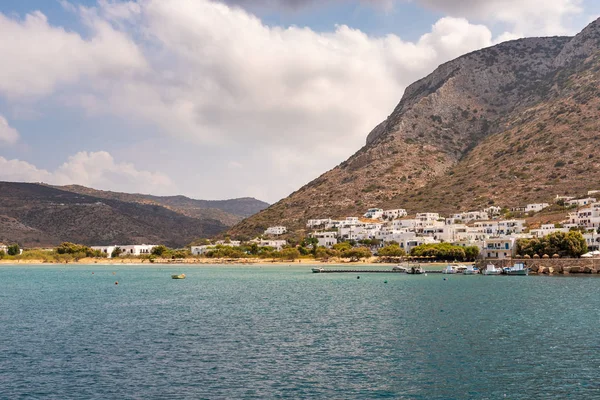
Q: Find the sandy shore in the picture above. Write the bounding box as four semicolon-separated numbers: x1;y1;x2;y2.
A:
0;257;398;266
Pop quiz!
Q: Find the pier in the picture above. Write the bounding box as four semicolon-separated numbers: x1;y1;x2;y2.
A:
313;269;443;274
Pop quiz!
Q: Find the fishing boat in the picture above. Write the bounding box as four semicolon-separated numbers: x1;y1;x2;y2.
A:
442;265;457;274
408;266;425;274
503;262;529;276
171;273;186;279
483;263;502;275
311;267;325;273
462;264;479;275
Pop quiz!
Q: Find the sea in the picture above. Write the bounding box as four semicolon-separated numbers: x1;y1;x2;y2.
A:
1;264;599;399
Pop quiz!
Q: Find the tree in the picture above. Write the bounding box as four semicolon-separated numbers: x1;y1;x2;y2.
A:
111;247;122;258
333;242;352;252
410;243;467;261
7;244;20;256
378;245;406;257
0;250;5;259
341;247;372;261
517;231;587;258
151;245;168;256
276;247;301;260
464;246;480;261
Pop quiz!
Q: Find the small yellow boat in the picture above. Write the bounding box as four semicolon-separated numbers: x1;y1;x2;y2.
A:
171;273;186;279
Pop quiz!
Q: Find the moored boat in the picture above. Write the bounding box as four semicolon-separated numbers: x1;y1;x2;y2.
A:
312;267;325;273
171;273;186;279
442;265;457;274
503;262;529;276
462;264;479;275
483;263;502;275
408;266;425;274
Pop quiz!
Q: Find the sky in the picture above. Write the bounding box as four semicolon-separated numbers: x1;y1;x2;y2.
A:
0;0;598;203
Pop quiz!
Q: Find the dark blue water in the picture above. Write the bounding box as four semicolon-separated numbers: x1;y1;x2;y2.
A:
1;265;600;399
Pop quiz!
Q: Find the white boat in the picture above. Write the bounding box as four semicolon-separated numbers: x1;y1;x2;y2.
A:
393;265;408;273
462;264;479;275
483;263;502;275
442;265;457;274
171;273;186;279
503;262;529;276
408;266;425;274
311;267;325;273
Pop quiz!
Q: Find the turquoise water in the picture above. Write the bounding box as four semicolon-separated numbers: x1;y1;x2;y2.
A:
1;265;600;399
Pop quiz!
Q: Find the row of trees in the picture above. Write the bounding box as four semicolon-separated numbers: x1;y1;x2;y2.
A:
516;231;588;258
410;243;480;261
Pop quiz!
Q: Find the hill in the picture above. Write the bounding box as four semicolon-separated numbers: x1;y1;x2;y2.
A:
56;185;269;227
0;182;235;247
229;18;600;238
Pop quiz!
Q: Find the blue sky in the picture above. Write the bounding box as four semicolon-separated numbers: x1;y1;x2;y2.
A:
0;0;598;202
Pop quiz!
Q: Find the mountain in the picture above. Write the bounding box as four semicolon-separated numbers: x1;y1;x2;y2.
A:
229;19;600;238
0;182;266;247
56;185;269;226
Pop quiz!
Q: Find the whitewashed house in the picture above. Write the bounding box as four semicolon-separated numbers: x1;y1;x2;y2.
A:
264;226;287;235
555;195;575;203
191;241;242;255
310;232;338;248
0;243;7;253
447;211;489;224
382;209;407;220
525;203;550;213
483;238;516;259
566;197;597;208
529;224;569;238
256;240;287;251
416;213;440;223
364;208;384;219
307;219;332;229
92;244;157;258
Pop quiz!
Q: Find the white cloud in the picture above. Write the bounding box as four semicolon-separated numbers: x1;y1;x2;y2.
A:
63;1;502;200
0;151;175;194
0;9;147;99
0;115;19;144
415;0;583;35
0;0;571;202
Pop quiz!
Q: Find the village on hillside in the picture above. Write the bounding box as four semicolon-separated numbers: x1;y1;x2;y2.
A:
196;190;600;260
2;191;600;262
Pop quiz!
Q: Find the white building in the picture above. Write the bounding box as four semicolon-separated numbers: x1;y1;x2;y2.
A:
416;213;440;222
401;236;439;253
529;224;569;238
364;208;384;219
555;195;575;203
483;206;502;217
447;211;489;224
264;226;287;236
310;232;338;248
567;203;600;229
483;238;516;259
0;243;7;253
307;219;333;229
253;239;287;251
525;203;550;213
566;197;597;208
91;244;157;258
191;241;242;256
382;209;407;220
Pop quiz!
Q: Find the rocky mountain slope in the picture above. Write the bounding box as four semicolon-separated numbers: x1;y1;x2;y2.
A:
56;185;269;226
0;182;242;247
229;18;600;238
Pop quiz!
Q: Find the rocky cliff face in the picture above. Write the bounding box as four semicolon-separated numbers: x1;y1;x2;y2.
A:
229;18;600;239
